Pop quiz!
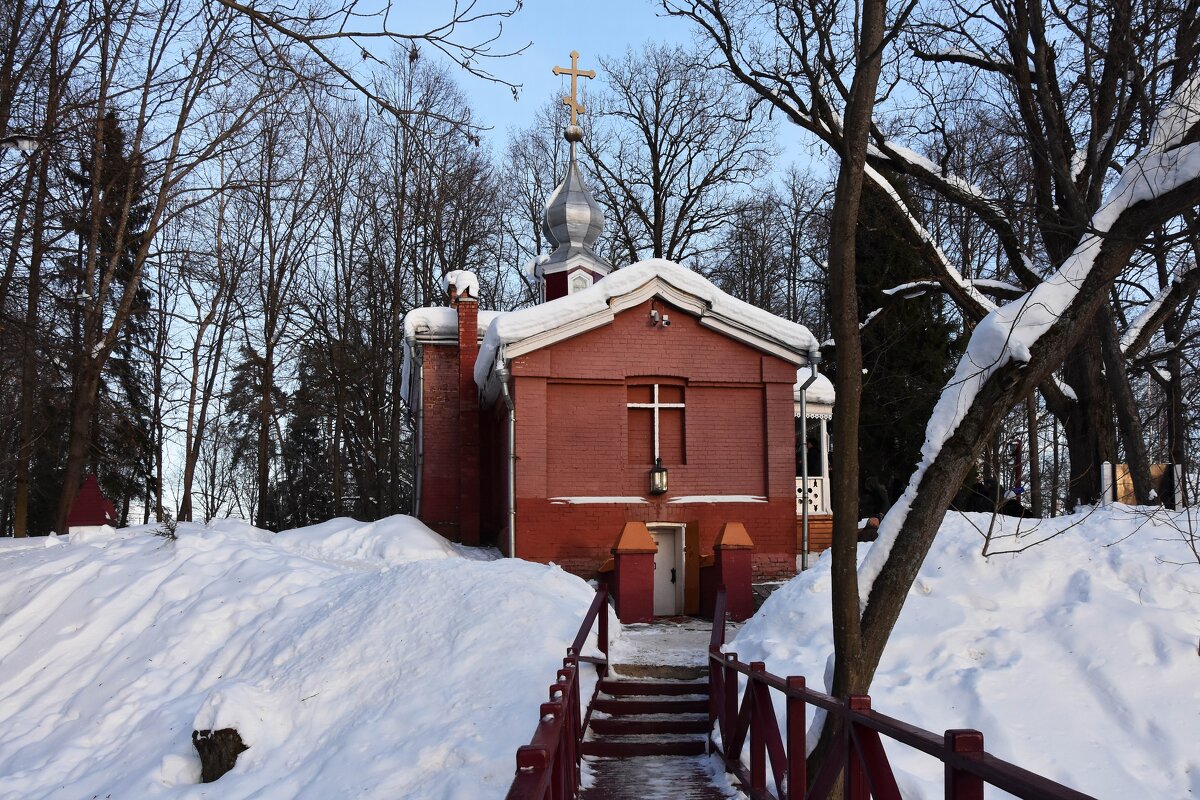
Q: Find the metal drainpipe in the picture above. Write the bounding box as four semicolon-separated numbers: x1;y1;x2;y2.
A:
798;347;822;571
496;358;516;558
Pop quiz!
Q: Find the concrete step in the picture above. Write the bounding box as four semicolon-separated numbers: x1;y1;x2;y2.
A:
581;754;741;799
582;735;708;758
589;716;710;736
598;679;709;696
611;663;708;681
593;697;708;716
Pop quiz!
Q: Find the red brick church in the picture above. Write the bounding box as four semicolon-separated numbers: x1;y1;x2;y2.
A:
401;81;834;620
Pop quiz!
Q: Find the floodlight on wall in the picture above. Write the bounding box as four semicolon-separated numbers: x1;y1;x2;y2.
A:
649;457;668;495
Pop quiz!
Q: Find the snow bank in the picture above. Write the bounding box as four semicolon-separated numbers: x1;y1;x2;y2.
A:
730;506;1200;798
0;517;607;799
273;515;461;565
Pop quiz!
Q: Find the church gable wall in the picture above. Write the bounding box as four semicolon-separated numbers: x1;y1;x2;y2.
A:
510;297;798;581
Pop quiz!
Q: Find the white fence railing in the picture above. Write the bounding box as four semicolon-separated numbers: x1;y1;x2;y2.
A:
796;476;827;515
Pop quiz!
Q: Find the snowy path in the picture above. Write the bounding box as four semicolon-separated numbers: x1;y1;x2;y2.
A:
581;618;746;800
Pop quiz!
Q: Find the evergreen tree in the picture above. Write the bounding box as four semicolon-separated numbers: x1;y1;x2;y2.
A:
226;345;287;528
275;348;334;528
44;110;154;526
855;180;961;512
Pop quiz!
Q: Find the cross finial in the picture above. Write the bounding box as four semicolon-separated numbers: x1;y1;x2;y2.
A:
552;50;596;128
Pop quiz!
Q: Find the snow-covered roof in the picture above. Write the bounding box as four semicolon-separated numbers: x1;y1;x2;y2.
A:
475;258;820;389
400;308;503;404
793;370;835;406
403;307;503;343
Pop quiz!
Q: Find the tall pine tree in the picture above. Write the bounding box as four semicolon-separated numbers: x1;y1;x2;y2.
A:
855;179;961;512
44;110;154;528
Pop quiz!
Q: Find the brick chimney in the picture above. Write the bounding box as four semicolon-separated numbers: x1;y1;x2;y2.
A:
450;275;480;546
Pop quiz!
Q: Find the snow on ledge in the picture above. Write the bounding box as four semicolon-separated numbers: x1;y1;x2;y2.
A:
794;370;835;405
549;496;649;505
666;495;767;504
403;307;503;342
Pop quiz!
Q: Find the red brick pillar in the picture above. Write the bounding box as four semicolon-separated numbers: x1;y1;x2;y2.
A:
611;522;657;623
453;282;480;546
714;522;754;622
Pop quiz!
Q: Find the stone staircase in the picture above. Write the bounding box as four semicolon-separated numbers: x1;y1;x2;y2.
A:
584;668;709;759
579;621;744;799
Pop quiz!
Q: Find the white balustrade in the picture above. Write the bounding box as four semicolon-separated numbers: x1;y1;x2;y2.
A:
796;476;826;515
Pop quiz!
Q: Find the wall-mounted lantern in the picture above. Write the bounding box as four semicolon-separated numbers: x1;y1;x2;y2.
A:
649;457;668;495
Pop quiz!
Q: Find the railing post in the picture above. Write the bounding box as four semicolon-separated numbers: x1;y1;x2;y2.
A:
750;662;767;793
846;695;871;800
723;652;739;768
786;676;806;800
539;701;563;800
708;645;722;752
945;729;985;800
598;583;609;667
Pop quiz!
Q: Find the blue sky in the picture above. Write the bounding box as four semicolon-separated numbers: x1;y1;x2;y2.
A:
403;0;824;181
458;0;694;139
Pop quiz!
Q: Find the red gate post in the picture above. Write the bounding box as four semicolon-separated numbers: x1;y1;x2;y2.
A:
945;729;985;800
786;676;807;799
714;523;755;621
610;523;657;623
750;662;767;793
846;696;872;800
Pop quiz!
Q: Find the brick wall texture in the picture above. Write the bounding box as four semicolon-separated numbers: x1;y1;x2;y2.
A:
419;296;810;584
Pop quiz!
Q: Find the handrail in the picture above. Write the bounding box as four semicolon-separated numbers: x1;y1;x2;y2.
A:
506;584;610;800
708;587;1098;800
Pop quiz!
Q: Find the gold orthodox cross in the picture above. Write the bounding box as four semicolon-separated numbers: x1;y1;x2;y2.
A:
552;50;596;126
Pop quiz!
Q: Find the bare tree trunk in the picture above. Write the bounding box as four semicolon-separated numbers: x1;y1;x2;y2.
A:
55;362;103;532
1026;394;1043;516
13;146;51;537
1060;335;1116;505
808;0;891;787
1099;309;1155;503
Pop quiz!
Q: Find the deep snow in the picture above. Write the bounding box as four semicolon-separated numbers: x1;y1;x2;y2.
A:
728;505;1200;799
2;507;1196;798
0;516;610;799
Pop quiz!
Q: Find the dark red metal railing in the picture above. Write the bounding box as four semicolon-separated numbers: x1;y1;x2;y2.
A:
708;587;1098;800
506;584;610;800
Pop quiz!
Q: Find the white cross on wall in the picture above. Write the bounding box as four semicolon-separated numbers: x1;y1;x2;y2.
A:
627;384;685;461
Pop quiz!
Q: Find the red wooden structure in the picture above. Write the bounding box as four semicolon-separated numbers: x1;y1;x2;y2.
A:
507;586;1098;800
65;473;117;529
707;588;1098;800
506;585;610;800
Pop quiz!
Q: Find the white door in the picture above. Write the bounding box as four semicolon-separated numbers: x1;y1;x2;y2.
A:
650;526;683;616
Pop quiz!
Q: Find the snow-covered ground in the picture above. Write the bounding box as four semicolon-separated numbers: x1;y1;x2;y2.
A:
2;506;1195;798
730;505;1200;799
0;516;610;799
